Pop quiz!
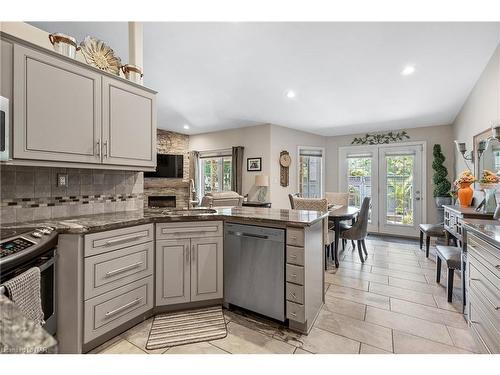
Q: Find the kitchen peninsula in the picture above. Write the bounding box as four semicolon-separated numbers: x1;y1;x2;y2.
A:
2;207;327;353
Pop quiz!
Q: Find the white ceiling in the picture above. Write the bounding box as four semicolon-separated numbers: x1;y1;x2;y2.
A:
29;22;500;136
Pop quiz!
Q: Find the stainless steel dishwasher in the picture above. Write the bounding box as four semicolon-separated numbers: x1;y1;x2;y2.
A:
224;223;285;321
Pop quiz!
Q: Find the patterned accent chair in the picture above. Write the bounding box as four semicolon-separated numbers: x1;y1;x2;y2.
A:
200;191;244;207
325;192;349;207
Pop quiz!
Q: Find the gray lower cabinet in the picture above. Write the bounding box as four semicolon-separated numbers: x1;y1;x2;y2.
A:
155;222;224;306
190;237;223;302
82;224;155;345
13;43;102;164
156;239;191;305
466;232;500;353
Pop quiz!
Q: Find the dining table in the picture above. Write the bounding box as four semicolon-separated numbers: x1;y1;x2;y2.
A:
328;205;360;268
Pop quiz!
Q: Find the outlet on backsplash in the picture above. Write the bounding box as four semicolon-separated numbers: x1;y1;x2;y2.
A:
0;165;144;224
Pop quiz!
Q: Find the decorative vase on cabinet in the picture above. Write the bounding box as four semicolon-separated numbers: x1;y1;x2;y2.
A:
457;182;474;208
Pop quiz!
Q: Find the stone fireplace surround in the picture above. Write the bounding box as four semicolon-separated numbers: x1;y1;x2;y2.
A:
143;129;190;209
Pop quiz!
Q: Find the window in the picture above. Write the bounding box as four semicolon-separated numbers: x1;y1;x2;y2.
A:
199;152;232;197
298;147;324;198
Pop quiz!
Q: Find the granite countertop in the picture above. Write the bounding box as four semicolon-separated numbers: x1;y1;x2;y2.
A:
0;295;57;353
463;218;500;247
1;207;329;235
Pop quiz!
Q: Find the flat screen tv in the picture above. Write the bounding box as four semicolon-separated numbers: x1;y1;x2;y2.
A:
145;154;184;178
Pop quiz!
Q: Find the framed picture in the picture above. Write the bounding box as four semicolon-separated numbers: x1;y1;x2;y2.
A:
247;157;262;172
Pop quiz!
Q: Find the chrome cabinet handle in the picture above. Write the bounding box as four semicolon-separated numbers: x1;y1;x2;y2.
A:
105;261;143;277
96;140;101;157
105;297;142;318
103;234;146;246
289;254;297;259
290;312;297;317
103;140;108;158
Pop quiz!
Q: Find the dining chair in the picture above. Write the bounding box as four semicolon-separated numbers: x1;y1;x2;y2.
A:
325;192;355;252
325;192;349;206
290;196;333;269
288;193;300;209
340;197;371;262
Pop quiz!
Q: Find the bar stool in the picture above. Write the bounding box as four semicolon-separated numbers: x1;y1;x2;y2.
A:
419;223;446;258
435;245;461;302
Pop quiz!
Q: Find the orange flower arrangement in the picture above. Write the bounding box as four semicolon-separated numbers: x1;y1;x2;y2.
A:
454;170;476;186
479;169;500;187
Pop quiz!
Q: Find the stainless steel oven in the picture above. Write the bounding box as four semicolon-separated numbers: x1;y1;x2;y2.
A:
0;96;10;161
1;227;58;335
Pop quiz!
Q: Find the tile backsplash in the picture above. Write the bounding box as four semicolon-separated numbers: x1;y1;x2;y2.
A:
0;165;144;224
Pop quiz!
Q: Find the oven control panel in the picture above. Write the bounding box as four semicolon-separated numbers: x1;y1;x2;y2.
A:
1;237;36;258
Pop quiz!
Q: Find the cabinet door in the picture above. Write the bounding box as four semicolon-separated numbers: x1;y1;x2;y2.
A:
190;237;223;302
156;239;190;306
102;77;156;168
13;44;101;163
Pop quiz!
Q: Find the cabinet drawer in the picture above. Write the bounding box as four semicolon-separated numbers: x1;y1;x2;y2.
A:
286;301;305;323
156;221;222;240
286;264;305;285
468;261;500;322
84;276;153;343
84;242;154;300
467;234;500;278
286;245;304;266
287;227;304;247
286;282;304;304
469;296;500;354
84;224;153;257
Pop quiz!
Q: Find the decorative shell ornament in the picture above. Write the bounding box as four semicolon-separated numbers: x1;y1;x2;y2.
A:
79;36;122;75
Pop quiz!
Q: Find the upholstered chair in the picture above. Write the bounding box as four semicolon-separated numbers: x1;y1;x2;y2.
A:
340;197;371;262
325;192;349;207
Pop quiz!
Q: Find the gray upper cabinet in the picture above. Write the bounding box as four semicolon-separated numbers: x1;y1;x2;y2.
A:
3;35;156;171
102;77;156;168
13;43;102;164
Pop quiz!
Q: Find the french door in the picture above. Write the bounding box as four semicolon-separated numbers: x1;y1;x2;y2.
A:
339;143;425;237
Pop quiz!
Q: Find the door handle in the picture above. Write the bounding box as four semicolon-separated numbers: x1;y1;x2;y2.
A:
96;140;101;157
103;140;108;158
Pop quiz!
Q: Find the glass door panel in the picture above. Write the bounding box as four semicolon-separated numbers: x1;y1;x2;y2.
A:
379;145;422;237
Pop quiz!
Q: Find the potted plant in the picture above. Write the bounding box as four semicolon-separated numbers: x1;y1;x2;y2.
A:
432;144;452;208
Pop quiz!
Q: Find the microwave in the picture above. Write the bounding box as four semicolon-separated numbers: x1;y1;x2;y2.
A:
0;96;9;161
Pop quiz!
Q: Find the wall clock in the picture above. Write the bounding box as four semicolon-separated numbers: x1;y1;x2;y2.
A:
279;150;291;187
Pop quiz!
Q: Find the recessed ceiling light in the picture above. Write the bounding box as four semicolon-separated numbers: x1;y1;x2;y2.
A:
401;65;416;76
183;124;190;130
286;90;296;99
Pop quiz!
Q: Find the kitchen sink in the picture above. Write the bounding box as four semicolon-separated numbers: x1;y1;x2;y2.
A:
161;208;217;216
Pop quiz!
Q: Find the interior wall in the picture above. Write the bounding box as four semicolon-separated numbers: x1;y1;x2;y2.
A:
325;124;455;224
452;44;500;175
269;125;327;209
189;124;271;201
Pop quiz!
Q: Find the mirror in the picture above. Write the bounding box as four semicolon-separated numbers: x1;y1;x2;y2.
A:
474;128;500;183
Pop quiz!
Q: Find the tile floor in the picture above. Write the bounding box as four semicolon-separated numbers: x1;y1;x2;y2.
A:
92;236;477;354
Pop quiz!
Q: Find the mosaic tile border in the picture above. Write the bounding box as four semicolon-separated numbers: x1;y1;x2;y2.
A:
0;193;143;208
